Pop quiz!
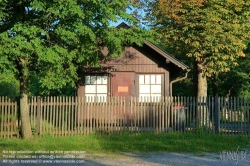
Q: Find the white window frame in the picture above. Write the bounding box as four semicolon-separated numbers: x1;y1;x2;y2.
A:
85;75;108;102
138;74;162;102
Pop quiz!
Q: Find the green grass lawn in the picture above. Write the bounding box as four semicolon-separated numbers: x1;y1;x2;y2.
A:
0;131;249;157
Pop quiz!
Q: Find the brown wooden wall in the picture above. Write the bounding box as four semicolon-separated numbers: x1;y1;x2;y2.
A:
78;45;170;97
106;45;169;97
104;46;168;73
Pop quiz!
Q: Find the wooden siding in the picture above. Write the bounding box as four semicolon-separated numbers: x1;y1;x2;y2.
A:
103;46;169;97
78;45;172;97
103;46;168;73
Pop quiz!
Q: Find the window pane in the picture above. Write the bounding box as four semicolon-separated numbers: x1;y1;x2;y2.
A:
102;76;108;84
85;76;90;84
151;94;161;102
139;75;144;84
96;76;102;84
97;85;107;93
151;85;161;93
85;85;96;93
151;75;155;84
156;75;161;84
91;76;97;84
139;85;150;93
85;94;96;102
96;94;107;102
139;94;150;102
145;75;150;84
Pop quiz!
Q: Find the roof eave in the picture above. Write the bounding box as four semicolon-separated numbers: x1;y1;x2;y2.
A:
144;41;189;71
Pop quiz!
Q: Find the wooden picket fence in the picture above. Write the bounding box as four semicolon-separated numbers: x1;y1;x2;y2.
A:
0;96;250;138
0;97;19;138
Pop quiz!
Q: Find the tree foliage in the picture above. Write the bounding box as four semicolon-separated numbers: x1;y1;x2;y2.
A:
0;0;153;138
0;0;153;94
208;41;250;97
145;0;250;96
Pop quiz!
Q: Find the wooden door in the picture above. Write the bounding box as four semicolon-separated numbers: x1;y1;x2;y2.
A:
111;72;135;97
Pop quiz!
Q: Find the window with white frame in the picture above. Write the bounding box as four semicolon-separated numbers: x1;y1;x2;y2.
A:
139;74;162;101
85;75;107;101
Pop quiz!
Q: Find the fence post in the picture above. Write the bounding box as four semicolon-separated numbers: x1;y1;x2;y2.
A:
215;96;220;133
36;96;41;135
126;97;130;130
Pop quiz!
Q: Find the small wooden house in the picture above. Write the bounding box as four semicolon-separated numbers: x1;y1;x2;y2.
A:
76;24;189;130
77;40;189;100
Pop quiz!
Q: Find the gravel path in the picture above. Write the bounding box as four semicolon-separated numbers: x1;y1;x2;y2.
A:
84;151;250;166
1;151;250;166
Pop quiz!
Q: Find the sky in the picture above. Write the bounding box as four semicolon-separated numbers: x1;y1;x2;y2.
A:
109;6;147;28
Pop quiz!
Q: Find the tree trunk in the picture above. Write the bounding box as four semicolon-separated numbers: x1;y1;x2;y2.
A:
19;58;33;139
195;61;209;127
20;93;33;139
197;64;207;97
